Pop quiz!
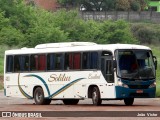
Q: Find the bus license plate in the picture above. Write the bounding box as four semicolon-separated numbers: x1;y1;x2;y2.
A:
136;90;143;93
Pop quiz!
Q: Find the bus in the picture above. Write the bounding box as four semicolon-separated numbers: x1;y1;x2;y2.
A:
4;42;157;106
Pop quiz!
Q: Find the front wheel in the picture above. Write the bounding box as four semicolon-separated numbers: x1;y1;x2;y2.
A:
124;98;134;106
92;87;102;106
34;87;51;105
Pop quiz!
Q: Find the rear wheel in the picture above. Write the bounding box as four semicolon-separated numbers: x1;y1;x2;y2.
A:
124;98;134;106
92;87;102;106
63;99;79;105
34;87;51;105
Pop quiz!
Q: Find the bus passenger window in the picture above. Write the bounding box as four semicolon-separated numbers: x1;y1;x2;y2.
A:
14;56;20;72
6;56;13;72
18;55;29;71
38;54;46;71
90;52;98;69
65;53;73;70
55;54;63;70
47;53;63;71
82;52;98;69
73;53;81;69
82;52;90;69
47;54;55;70
30;55;38;71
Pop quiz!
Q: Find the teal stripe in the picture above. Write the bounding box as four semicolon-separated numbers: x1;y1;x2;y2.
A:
24;74;51;97
4;88;6;96
49;78;85;98
20;87;32;99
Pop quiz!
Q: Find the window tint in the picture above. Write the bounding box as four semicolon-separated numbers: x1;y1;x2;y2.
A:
12;55;29;72
82;52;98;69
82;52;89;69
73;53;81;69
38;54;46;71
6;56;13;72
65;53;73;70
47;53;63;70
90;52;98;69
30;55;38;71
65;53;81;70
30;54;46;71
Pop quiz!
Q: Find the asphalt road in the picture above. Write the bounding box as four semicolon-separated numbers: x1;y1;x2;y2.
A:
0;90;160;120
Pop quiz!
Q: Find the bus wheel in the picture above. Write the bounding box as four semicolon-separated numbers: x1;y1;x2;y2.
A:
63;99;79;105
124;98;134;106
34;87;51;105
92;87;102;106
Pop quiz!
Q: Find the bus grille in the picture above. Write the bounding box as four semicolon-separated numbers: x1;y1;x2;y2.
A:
128;85;149;89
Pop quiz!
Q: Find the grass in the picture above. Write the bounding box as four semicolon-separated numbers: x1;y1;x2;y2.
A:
150;45;160;97
0;84;3;90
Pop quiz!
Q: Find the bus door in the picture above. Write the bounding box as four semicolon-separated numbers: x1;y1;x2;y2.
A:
101;55;115;98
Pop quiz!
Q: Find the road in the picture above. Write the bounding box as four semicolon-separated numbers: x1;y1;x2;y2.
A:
0;90;160;120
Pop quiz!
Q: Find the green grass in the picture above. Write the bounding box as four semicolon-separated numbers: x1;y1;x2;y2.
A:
0;84;3;90
150;45;160;97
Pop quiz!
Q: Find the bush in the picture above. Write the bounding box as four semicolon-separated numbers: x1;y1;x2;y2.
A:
131;23;160;45
0;27;25;46
116;0;130;11
98;20;137;44
130;0;141;11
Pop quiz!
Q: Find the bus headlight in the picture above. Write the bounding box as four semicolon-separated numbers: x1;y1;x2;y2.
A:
149;82;156;88
118;80;129;88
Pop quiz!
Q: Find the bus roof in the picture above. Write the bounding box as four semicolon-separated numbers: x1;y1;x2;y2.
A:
5;42;151;55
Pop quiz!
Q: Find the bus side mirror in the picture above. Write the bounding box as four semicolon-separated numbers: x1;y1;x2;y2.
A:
113;60;117;68
153;56;157;70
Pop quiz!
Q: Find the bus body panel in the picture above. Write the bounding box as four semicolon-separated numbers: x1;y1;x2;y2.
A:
4;43;156;104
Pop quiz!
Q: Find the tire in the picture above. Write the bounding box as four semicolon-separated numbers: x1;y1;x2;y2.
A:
92;87;102;106
124;98;134;106
63;99;79;105
34;87;51;105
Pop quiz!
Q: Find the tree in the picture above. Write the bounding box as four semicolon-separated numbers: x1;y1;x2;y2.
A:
102;0;116;11
138;0;150;11
0;27;25;46
98;20;137;44
129;0;141;11
0;11;25;46
116;0;130;11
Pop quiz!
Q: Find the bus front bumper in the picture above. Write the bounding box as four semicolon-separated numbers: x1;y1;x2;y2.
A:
115;86;156;98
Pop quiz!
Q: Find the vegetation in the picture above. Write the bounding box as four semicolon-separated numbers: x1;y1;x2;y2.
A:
0;0;159;98
58;0;150;11
0;0;137;47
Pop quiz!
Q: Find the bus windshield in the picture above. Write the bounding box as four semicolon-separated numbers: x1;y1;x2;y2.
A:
116;50;155;80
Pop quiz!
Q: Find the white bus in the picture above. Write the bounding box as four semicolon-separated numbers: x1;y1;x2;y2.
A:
4;42;157;106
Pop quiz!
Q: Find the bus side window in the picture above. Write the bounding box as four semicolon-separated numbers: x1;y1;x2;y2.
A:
6;55;13;72
55;54;63;70
18;55;29;71
65;53;73;70
38;54;46;71
30;55;38;71
82;52;90;69
73;53;81;69
90;52;98;69
82;52;98;69
47;54;55;70
14;56;20;72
